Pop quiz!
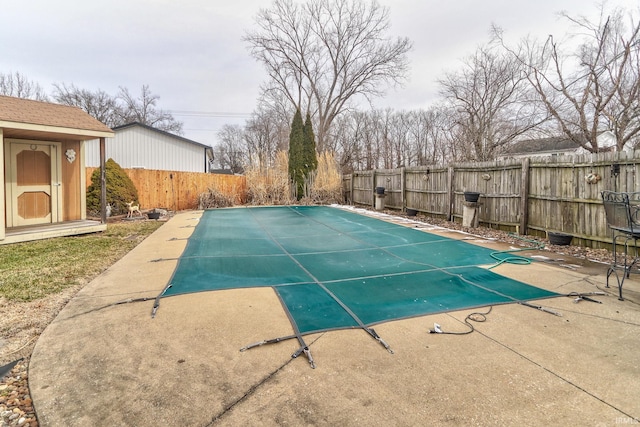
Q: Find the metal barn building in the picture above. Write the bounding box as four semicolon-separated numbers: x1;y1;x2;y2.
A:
85;122;214;172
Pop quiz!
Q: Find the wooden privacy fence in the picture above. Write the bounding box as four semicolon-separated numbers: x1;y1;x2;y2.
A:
86;168;247;211
343;151;640;248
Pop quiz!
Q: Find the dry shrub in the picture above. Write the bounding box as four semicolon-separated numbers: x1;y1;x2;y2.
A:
245;151;294;205
301;151;344;205
244;150;343;206
198;187;235;209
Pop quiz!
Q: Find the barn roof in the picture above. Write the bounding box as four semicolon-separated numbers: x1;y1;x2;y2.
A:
113;122;212;149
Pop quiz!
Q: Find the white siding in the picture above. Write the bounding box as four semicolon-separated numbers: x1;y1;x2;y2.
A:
85;125;209;172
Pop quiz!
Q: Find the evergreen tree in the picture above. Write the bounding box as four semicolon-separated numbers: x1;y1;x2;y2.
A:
86;158;139;216
288;108;305;199
303;112;318;174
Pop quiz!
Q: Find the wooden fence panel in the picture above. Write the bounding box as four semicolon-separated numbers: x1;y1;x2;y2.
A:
374;168;403;209
86;168;247;211
345;150;640;248
405;167;449;217
526;152;636;244
452;160;523;228
352;170;374;207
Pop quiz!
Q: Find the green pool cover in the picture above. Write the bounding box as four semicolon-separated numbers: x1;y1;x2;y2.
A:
161;206;558;337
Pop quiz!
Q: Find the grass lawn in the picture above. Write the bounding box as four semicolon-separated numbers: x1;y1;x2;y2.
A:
0;221;164;302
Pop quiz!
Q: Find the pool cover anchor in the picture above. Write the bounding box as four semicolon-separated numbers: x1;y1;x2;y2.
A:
518;301;562;317
292;345;315;369
151;283;173;318
240;334;298;351
239;333;316;369
567;292;605;304
366;327;394;354
239;326;391;367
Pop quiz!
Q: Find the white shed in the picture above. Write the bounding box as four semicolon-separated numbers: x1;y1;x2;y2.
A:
85;122;214;172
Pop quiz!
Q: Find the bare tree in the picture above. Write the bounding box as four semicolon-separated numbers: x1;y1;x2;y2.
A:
496;4;640;152
325;112;368;172
359;110;383;170
254;91;294;154
52;83;120;127
438;45;545;161
382;110;409;167
244;105;288;171
434;106;471;163
215;124;247;173
324;106;463;171
52;83;184;133
409;108;450;166
0;71;48;101
117;85;184;134
245;0;412;153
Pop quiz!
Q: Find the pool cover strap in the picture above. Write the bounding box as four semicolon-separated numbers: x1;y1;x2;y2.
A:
247;207;393;359
151;283;172;318
240;332;316;369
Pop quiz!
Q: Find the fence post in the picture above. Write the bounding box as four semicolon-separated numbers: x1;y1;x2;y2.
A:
99;137;106;224
349;173;354;205
400;167;406;211
447;166;455;221
371;169;376;208
520;158;530;235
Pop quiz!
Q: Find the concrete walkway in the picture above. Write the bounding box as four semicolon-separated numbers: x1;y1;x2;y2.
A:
29;210;640;426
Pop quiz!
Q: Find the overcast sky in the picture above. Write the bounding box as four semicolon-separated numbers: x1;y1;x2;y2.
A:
1;0;636;146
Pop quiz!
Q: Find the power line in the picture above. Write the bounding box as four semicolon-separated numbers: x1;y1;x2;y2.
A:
169;110;252;118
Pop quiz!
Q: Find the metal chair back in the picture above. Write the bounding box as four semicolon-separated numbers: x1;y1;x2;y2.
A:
601;191;640;236
600;191;640;300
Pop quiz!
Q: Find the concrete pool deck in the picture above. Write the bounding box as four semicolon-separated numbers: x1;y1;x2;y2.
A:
29;209;640;426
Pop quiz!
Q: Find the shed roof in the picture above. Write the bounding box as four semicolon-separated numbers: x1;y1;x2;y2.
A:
0;95;113;140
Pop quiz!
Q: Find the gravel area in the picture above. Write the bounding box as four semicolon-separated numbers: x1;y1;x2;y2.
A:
0;211;617;427
1;286;80;427
0;360;36;427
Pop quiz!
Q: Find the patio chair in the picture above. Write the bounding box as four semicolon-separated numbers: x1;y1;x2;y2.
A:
601;191;640;300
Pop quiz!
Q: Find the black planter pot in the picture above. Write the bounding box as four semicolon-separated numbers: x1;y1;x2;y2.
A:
406;208;418;217
548;232;572;246
147;212;161;220
463;191;481;203
375;186;385;195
